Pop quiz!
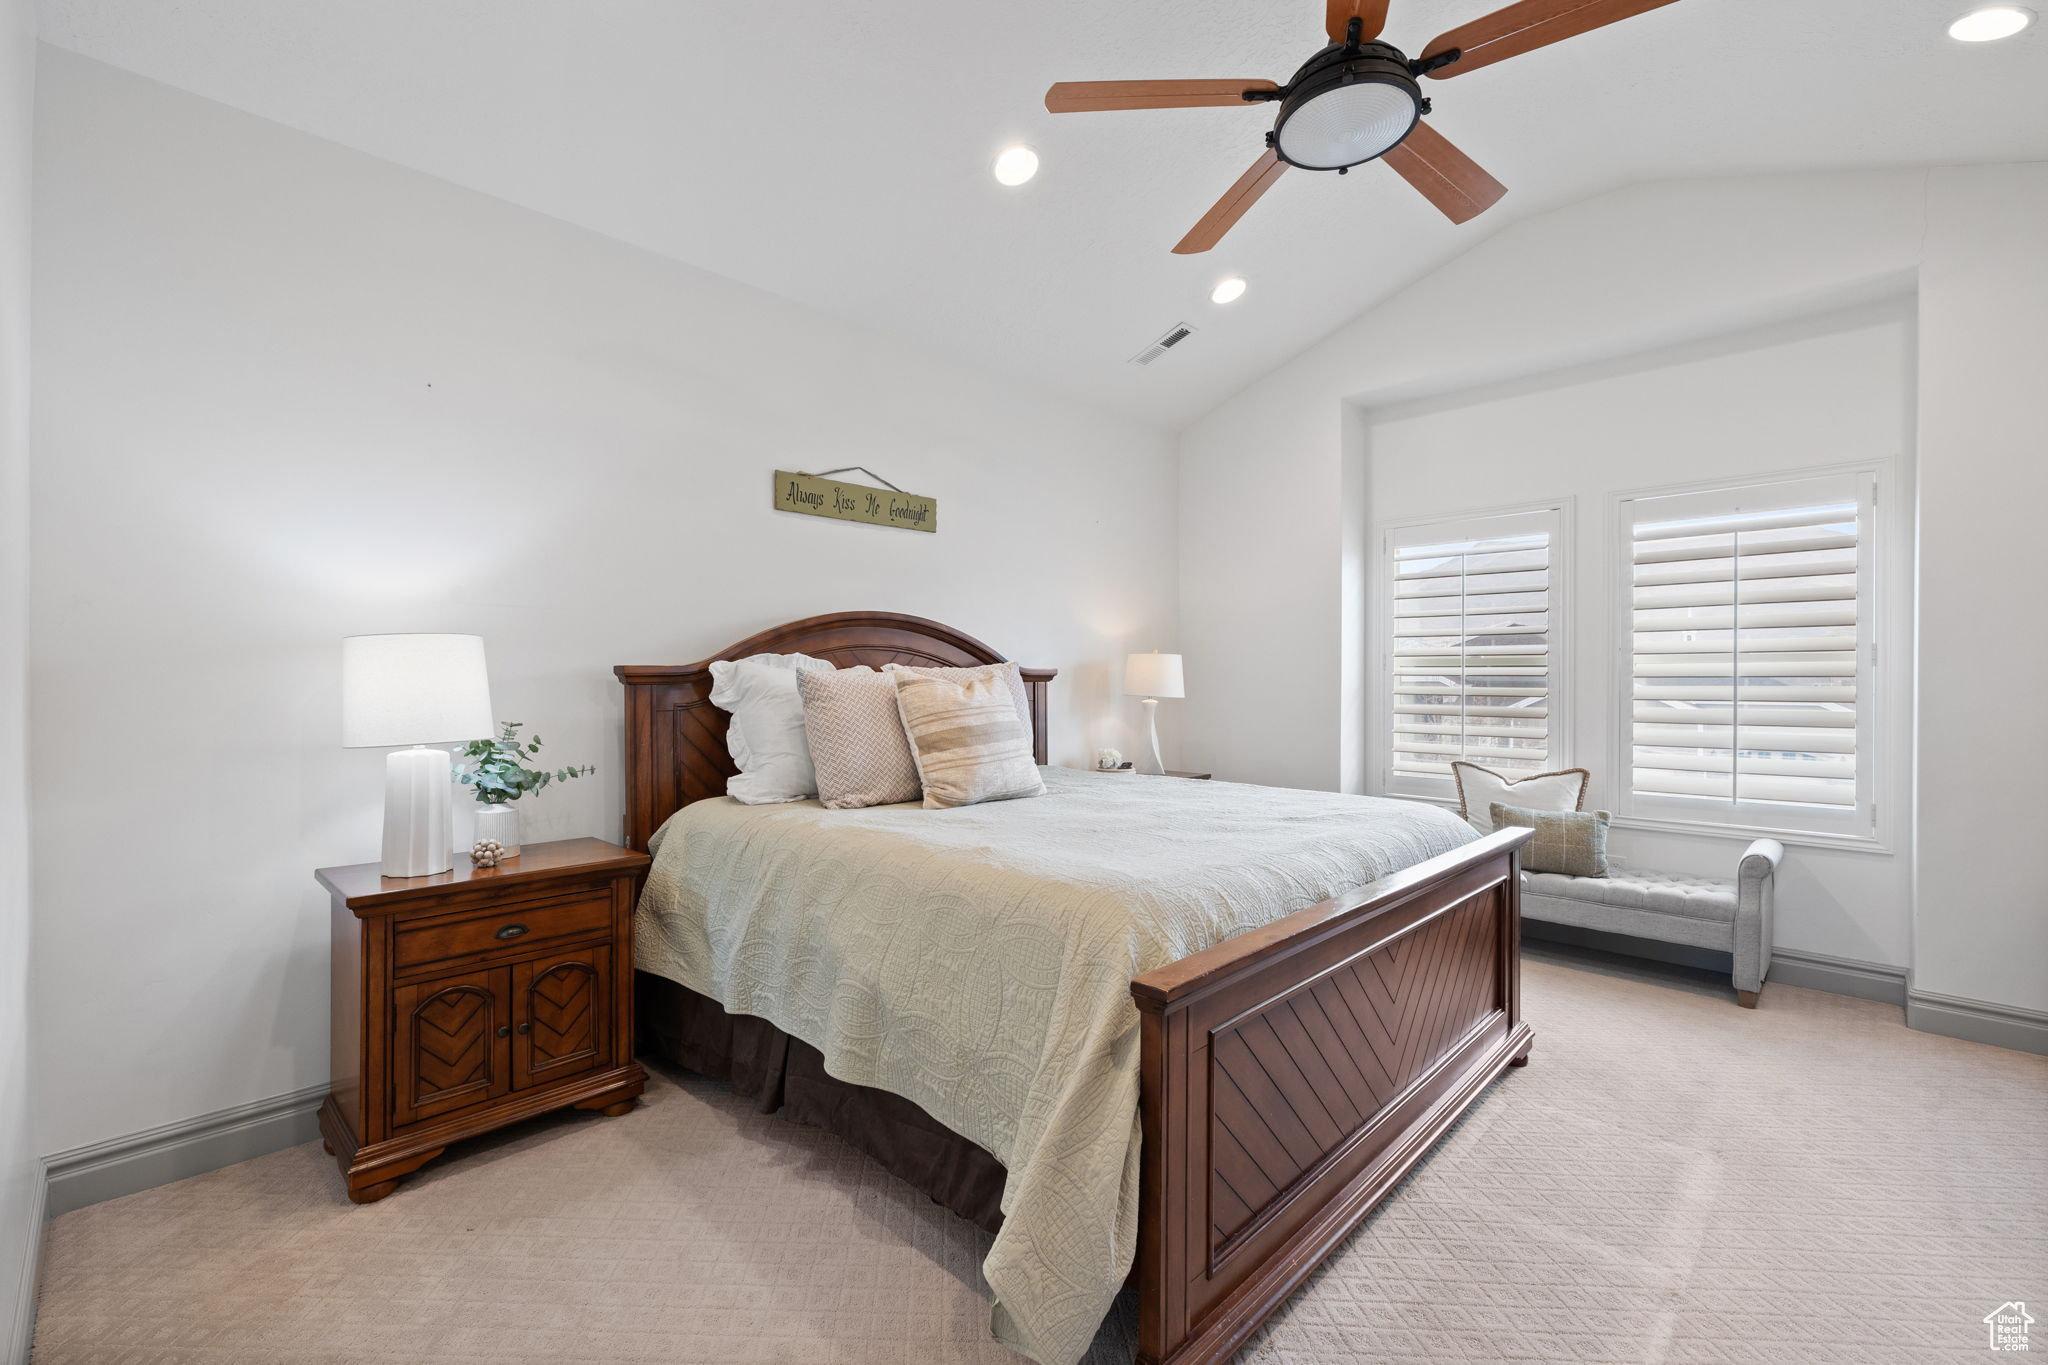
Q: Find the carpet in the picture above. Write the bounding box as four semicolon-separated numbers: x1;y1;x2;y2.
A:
31;950;2048;1363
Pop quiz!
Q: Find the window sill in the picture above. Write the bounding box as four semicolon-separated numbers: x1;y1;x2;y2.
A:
1608;812;1893;855
1379;790;1894;855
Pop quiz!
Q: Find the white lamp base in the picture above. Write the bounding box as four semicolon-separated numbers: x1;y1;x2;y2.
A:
1141;696;1165;775
381;745;452;877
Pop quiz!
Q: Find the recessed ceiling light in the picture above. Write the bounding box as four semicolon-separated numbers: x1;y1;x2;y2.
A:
1210;277;1248;305
992;145;1039;186
1948;5;2034;40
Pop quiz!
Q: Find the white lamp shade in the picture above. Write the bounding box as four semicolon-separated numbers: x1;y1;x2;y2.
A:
341;634;495;748
1124;651;1185;699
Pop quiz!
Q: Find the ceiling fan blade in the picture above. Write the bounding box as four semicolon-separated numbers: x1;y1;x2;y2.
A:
1325;0;1392;43
1380;121;1507;224
1045;79;1279;113
1420;0;1681;78
1172;149;1288;255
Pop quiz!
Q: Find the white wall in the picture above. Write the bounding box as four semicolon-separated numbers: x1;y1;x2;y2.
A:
1362;306;1915;966
29;51;1179;1156
1180;169;1927;791
0;0;35;1355
1911;165;2048;1015
1180;164;2048;1015
1178;389;1347;792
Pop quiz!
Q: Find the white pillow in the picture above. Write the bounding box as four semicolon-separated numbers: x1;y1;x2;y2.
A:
708;652;834;804
1451;761;1589;833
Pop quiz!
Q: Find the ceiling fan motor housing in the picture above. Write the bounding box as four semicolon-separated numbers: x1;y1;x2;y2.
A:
1271;42;1422;171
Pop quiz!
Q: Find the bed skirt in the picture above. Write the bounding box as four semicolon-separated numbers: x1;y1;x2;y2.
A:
635;970;1009;1233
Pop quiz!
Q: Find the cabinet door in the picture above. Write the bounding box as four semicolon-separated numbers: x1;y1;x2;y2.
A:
513;945;611;1090
393;966;513;1127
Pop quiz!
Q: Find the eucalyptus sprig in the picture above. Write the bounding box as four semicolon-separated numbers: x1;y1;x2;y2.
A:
453;722;594;806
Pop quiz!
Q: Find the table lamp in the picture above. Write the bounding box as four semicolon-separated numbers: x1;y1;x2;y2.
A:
342;634;495;877
1123;651;1184;777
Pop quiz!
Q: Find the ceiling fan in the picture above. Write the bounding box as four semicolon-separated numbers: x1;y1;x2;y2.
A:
1045;0;1681;253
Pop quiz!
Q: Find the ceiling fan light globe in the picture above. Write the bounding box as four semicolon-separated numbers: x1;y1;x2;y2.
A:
1271;48;1422;171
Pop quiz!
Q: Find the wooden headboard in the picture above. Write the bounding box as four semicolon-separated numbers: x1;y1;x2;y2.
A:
613;611;1058;852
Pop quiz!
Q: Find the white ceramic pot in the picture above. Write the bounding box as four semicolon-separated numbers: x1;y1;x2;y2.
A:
473;802;522;858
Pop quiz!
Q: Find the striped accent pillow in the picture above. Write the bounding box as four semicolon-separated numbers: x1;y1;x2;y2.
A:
892;669;1045;810
885;662;1033;736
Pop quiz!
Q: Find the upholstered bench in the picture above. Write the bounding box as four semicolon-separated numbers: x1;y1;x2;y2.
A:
1520;839;1783;1007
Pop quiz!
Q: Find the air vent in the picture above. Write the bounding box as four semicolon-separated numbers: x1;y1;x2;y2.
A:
1129;322;1196;366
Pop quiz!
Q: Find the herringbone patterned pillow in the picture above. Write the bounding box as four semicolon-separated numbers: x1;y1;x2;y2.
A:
796;667;922;809
892;669;1045;810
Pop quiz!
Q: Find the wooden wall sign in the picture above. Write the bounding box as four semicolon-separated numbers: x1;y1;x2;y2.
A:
773;469;937;533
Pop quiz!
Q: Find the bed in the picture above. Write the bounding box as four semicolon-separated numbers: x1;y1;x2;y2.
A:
615;611;1533;1365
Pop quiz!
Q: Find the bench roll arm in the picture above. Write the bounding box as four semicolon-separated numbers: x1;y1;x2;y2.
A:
1732;838;1783;994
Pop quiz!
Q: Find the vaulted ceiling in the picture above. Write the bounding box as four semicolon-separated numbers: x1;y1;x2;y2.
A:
37;0;2048;427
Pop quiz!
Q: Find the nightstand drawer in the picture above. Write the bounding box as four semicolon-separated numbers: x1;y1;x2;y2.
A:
394;890;613;970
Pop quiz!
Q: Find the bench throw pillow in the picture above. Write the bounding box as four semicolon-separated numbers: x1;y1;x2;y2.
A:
892;667;1046;809
1490;803;1613;878
707;652;835;804
796;666;923;809
1450;759;1589;833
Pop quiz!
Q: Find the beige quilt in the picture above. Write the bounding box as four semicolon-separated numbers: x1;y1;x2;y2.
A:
635;766;1475;1364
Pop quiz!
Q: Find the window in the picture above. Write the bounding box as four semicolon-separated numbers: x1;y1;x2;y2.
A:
1619;471;1876;838
1382;507;1562;795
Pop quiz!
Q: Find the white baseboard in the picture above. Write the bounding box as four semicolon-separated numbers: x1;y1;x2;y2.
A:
1768;947;1909;1005
1906;989;2048;1056
5;1159;47;1365
1521;923;1910;1004
1525;925;2043;1055
42;1083;327;1220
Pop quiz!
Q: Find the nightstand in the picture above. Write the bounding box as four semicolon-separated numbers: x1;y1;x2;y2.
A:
315;837;649;1203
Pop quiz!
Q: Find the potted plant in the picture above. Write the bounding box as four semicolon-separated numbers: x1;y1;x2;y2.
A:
452;722;594;857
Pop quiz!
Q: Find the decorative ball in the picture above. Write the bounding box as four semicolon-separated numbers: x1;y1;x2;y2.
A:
470;838;505;868
1096;748;1123;771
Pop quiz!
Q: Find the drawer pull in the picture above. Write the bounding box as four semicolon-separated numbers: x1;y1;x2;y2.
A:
517;1023;531;1035
494;923;528;940
496;1026;511;1038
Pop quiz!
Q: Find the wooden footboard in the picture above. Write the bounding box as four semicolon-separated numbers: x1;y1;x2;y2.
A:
1129;827;1534;1365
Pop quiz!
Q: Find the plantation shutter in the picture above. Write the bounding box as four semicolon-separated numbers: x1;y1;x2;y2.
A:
1388;510;1557;781
1627;477;1870;814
